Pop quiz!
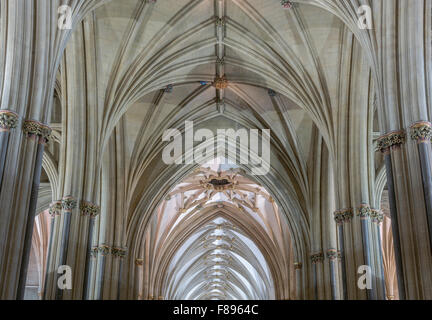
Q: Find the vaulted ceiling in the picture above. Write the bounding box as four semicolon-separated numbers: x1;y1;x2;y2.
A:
50;0;374;300
141;161;293;300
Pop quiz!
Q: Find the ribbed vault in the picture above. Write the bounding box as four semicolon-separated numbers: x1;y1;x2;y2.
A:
136;161;294;300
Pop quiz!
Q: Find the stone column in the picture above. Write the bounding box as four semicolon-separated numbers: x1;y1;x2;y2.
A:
135;259;144;300
96;244;111;300
326;249;338;300
43;201;62;300
81;202;100;299
310;253;324;300
377;132;407;299
112;248;127;300
0;111;19;186
334;209;352;299
371;209;387;298
410;122;432;252
55;196;77;300
16;121;52;299
374;0;432;299
357;204;374;300
293;262;302;300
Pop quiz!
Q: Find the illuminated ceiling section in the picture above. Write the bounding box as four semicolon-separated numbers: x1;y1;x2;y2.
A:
142;159;294;300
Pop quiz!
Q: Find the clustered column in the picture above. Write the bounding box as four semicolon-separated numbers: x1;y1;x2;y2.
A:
377;131;407;299
90;244;127;299
293;262;302;300
17;120;52;300
310;252;324;299
0;111;19;185
80;202;100;299
334;208;352;298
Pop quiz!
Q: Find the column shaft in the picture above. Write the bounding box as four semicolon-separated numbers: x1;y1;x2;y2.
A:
16;137;45;299
383;152;406;299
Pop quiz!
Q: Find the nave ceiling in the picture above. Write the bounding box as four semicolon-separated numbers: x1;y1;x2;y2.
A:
28;0;380;300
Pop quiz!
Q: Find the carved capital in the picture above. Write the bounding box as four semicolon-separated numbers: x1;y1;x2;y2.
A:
311;252;324;264
0;110;19;131
112;247;127;259
98;245;111;256
136;259;144;266
357;204;372;219
294;262;302;270
23;120;52;143
326;249;338;261
281;0;295;8
49;201;62;217
371;209;384;224
410;121;432;143
334;208;353;224
377;131;406;153
62;196;77;211
80;201;100;218
90;246;99;258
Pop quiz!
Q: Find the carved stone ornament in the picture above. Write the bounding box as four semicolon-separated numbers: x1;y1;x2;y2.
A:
49;201;62;216
376;131;406;153
112;247;127;259
326;249;338;260
371;209;384;224
311;252;324;264
213;76;229;90
357;204;372;219
410;121;432;142
98;245;111;256
334;208;354;224
281;0;295;9
90;246;99;258
0;110;19;131
80;201;100;217
62;197;77;211
216;17;226;27
23;120;52;143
